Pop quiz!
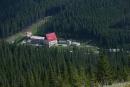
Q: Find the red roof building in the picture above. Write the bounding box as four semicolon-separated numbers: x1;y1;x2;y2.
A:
46;32;57;42
46;32;58;47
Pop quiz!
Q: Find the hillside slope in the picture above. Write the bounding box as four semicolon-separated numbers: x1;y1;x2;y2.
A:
0;0;64;38
6;16;51;43
37;0;130;48
0;0;130;47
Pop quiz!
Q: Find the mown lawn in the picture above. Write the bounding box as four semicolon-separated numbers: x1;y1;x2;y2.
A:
6;16;51;43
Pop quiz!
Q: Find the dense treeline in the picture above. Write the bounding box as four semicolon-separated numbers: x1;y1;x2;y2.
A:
0;41;130;87
1;0;130;86
0;0;65;38
37;0;130;48
0;0;130;47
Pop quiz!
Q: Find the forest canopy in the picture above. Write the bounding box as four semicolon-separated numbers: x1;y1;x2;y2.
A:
0;41;129;87
0;0;130;47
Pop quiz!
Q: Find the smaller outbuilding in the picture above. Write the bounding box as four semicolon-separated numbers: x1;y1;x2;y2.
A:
24;32;81;47
71;42;81;46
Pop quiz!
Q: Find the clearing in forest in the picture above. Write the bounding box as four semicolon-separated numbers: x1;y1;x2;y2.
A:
6;16;51;43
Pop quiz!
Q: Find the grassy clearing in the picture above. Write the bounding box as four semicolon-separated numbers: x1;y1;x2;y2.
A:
103;82;130;87
6;16;51;43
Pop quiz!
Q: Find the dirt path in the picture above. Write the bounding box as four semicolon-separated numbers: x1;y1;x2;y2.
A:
103;82;130;87
6;16;51;43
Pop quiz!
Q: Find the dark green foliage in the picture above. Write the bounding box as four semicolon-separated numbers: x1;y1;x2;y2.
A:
0;0;65;38
0;41;130;87
37;0;130;48
96;53;112;86
0;0;130;48
0;0;130;86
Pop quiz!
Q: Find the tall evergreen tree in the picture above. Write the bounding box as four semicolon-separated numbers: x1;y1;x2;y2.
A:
96;53;112;86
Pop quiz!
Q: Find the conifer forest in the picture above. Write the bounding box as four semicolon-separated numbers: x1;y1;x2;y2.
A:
0;0;130;87
0;42;130;87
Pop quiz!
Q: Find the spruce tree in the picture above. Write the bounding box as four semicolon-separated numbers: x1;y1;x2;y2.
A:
96;53;112;86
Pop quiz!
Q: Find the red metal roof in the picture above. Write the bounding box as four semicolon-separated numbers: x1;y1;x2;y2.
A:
46;32;57;41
